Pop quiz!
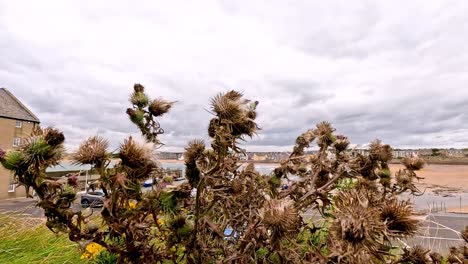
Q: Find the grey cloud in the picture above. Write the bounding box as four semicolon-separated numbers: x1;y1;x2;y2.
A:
1;0;468;152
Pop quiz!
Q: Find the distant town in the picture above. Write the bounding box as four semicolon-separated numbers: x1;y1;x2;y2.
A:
156;148;468;163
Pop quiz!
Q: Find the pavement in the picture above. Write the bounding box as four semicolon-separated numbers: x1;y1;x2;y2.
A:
0;197;45;218
403;213;468;254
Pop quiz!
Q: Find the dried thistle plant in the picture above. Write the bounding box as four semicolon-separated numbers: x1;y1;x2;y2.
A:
3;84;459;264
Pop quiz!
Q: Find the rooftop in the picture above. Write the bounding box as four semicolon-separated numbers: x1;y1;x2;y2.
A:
0;88;40;123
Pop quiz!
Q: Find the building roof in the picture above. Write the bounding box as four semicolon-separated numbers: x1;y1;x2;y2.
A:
0;88;40;123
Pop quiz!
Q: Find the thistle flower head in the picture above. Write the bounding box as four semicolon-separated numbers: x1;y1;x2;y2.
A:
395;171;412;186
127;108;145;126
184;140;205;162
130;91;150;108
402;155;425;171
184;139;205;187
398;246;430;264
315;121;336;148
119;137;153;169
224;90;243;100
334;135;350;152
330;190;386;258
73;136;109;165
67;174;79;188
148;98;174;117
429;252;443;264
208;118;218;138
260;198;300;237
380;198;419;237
211;92;242;120
43;128;65;147
133;83;145;93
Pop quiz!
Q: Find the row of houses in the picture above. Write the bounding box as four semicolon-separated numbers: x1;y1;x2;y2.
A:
157;148;468;163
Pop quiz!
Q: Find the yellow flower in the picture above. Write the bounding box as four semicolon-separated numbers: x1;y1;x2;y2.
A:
157;218;164;226
80;242;104;259
128;200;137;209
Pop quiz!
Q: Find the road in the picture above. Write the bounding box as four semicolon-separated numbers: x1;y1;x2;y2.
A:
0;198;44;218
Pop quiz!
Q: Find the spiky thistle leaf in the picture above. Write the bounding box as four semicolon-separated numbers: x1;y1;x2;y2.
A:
1;150;25;171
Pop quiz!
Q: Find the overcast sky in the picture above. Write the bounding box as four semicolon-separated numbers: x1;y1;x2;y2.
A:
1;1;468;152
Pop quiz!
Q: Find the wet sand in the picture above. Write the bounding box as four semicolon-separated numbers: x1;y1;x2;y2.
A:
389;164;468;193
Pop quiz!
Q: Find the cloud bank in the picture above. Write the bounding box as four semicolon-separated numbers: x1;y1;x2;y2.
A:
1;0;467;152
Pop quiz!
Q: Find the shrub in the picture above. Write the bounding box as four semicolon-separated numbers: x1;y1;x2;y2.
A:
1;84;466;263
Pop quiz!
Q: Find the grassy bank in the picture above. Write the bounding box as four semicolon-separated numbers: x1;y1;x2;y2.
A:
0;213;83;264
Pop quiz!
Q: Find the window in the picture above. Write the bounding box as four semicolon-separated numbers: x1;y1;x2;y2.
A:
15;120;22;128
13;137;21;147
8;175;15;192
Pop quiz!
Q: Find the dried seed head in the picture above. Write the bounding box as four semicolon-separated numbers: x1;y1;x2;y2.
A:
73;136;109;165
119;137;153;169
210;93;242;120
402;155;425;171
184;140;205;162
43;128;65;147
334;135;349;152
330;190;386;258
379;144;393;162
315;121;336;147
396;171;412;186
429;252;443;264
232;119;258;137
149;98;174;117
260;198;300;234
133;83;145;93
369;140;393;162
246;110;256;119
399;246;430;264
184;139;205;187
208;118;218;138
380;199;419;237
224;90;243;100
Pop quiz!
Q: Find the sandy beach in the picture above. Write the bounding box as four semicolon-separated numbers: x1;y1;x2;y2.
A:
389;164;468;192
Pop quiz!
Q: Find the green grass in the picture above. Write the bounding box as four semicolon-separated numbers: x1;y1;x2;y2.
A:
0;212;84;264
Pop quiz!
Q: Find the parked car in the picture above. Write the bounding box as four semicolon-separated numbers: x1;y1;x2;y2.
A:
142;178;154;187
79;190;105;208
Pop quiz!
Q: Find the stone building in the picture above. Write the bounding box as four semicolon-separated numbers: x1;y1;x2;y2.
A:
0;88;40;200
